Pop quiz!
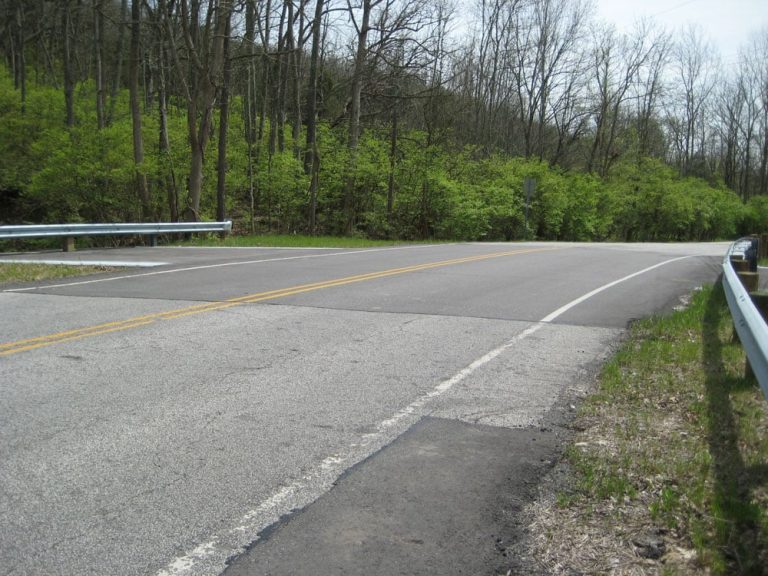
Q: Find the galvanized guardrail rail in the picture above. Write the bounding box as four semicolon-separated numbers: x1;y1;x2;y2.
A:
0;221;232;251
723;237;768;398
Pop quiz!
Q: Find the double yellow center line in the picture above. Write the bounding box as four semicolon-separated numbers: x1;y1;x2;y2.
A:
1;247;558;357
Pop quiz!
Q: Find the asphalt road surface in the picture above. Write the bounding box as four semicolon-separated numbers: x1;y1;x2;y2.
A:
0;241;727;575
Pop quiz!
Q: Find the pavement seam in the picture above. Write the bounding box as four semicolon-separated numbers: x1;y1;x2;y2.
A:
0;247;560;357
1;244;450;293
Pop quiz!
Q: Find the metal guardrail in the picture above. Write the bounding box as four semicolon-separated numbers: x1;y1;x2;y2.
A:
723;237;768;398
0;221;232;251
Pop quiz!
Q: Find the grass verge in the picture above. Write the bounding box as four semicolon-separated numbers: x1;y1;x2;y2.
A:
531;283;768;575
0;263;119;287
173;233;442;249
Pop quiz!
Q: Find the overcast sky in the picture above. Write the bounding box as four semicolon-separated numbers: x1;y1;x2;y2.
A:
594;0;768;64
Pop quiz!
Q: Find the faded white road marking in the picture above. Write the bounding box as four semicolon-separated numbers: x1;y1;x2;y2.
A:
156;255;691;576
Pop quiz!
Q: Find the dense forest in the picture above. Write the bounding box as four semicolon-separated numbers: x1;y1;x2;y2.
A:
0;0;767;241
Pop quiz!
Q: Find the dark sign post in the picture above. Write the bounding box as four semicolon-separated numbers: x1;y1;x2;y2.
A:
523;178;536;239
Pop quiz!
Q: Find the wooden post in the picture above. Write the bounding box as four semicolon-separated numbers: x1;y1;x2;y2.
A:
760;234;768;260
62;236;75;252
731;257;750;272
738;271;759;292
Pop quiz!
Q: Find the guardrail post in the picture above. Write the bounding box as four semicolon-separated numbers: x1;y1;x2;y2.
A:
148;234;158;247
732;260;757;344
760;234;768;260
747;236;759;271
738;271;760;292
62;236;75;252
731;257;750;272
746;291;768;381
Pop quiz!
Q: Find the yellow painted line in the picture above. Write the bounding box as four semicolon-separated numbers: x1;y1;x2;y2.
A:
0;246;560;357
3;320;157;356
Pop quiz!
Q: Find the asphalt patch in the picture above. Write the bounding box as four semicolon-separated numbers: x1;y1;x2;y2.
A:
224;417;562;575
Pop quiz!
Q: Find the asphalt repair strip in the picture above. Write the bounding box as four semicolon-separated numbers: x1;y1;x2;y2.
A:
224;417;561;576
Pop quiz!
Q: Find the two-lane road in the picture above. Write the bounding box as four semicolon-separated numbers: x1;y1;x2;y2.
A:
0;242;725;575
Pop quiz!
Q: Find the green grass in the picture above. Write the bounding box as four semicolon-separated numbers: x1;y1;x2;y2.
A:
0;263;118;286
173;233;445;249
557;284;768;574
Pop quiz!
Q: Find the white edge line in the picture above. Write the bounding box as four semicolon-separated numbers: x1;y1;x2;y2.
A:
156;254;692;576
540;255;692;323
166;245;379;250
2;245;438;293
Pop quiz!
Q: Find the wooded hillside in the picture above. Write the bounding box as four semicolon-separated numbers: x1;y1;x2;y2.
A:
1;0;766;241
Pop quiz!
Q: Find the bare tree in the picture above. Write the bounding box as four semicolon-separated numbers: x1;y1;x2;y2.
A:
665;25;717;177
471;0;521;152
342;0;429;233
305;0;326;233
587;21;665;175
163;0;233;221
511;0;590;159
714;78;743;191
633;22;671;160
341;0;376;232
216;10;232;225
739;30;768;197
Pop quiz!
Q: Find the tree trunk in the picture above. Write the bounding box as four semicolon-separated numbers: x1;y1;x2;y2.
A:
386;104;398;235
290;0;304;160
304;0;324;230
308;141;319;234
216;15;232;228
343;0;373;234
266;0;288;229
177;0;232;221
253;0;273;230
130;0;151;219
107;0;128;125
14;2;27;113
93;0;105;129
156;0;178;222
244;0;257;233
63;1;75;127
760;124;768;196
269;0;287;158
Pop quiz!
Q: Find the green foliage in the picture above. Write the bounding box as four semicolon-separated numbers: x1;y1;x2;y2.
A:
742;195;768;234
604;159;743;241
0;66;756;241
